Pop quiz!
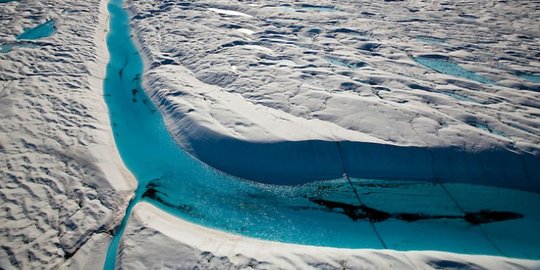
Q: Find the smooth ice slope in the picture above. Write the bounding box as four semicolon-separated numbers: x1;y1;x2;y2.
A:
127;0;540;189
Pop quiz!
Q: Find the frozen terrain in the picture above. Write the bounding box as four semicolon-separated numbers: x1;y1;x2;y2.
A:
0;0;135;268
1;0;540;269
128;0;540;188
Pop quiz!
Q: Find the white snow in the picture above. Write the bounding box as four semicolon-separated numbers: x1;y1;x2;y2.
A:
241;44;272;52
236;28;255;35
208;8;253;18
0;0;135;268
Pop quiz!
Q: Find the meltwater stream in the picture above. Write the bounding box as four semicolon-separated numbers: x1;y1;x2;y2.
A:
102;0;540;268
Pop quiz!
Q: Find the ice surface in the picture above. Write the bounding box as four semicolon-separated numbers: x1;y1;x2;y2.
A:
439;90;479;103
298;4;337;12
236;28;255;35
0;0;135;268
416;36;446;45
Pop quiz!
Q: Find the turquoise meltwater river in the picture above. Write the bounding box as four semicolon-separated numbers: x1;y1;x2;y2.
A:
102;0;540;268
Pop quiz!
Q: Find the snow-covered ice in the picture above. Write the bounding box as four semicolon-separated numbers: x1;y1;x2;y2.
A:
208;8;253;18
0;0;135;268
127;0;540;188
1;0;540;269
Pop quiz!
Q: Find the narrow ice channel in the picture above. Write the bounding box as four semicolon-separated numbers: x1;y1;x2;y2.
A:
101;0;540;268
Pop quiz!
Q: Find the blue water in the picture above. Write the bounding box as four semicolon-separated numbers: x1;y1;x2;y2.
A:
414;56;494;84
0;42;37;54
0;0;17;3
16;20;55;40
518;72;540;83
102;0;540;268
0;44;13;53
440;91;479;103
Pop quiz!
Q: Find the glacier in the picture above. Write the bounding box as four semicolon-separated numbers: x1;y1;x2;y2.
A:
1;0;540;269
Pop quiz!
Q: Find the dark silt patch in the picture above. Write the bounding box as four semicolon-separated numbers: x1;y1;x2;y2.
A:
309;197;523;225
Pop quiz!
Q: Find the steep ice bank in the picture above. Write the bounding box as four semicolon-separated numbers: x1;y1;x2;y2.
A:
147;64;540;190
